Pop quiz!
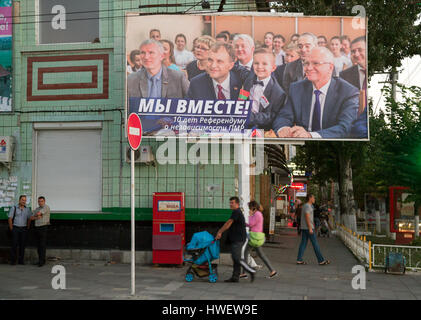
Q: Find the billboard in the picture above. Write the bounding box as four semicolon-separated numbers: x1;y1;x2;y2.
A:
0;0;12;112
126;13;368;140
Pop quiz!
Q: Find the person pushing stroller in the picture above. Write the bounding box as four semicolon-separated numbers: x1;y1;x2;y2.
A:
215;197;256;282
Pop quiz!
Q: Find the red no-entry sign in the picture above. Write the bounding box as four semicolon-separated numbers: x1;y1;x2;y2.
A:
127;113;142;150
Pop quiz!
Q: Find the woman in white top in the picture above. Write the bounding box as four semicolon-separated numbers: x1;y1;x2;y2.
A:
330;36;352;77
174;33;195;70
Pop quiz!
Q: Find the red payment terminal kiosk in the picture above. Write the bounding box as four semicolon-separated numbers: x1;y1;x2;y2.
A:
152;192;185;264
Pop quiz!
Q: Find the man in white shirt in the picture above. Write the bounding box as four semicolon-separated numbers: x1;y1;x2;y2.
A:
233;34;255;71
273;34;286;66
340;35;352;60
272;47;359;139
29;196;50;267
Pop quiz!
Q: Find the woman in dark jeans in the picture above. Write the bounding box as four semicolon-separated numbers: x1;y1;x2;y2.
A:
296;203;303;234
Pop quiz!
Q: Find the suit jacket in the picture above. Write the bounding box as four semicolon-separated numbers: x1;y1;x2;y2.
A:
186;71;242;100
242;74;286;130
340;65;368;139
272;77;359;139
340;65;360;89
127;64;189;98
273;64;287;91
282;59;304;94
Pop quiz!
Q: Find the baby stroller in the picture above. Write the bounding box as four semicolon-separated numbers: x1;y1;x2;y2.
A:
184;231;220;283
318;215;330;237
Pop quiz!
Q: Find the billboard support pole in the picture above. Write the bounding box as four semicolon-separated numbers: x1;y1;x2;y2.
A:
237;141;251;226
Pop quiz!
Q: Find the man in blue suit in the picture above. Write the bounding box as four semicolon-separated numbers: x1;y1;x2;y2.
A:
272;47;359;139
187;42;243;100
340;36;368;139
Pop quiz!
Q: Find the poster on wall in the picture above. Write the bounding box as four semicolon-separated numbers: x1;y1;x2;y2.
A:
0;0;12;112
126;12;368;140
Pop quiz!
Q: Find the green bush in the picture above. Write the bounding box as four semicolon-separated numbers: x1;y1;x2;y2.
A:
410;238;421;246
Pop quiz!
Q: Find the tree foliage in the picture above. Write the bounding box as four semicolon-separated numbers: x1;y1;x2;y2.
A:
270;0;421;75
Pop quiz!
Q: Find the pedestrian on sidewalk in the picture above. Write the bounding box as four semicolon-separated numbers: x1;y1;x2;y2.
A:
215;197;256;282
240;201;277;279
29;196;50;267
8;195;32;265
295;202;303;234
296;194;330;265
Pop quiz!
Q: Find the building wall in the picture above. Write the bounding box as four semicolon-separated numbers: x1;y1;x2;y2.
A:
0;0;255;227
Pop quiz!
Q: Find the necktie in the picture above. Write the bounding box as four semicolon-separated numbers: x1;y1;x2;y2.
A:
253;80;264;86
312;90;322;132
150;77;160;98
217;84;226;100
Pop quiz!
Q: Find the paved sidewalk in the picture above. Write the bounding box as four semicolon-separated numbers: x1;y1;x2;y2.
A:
1;229;420;300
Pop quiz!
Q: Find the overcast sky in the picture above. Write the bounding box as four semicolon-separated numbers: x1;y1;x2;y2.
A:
369;55;421;114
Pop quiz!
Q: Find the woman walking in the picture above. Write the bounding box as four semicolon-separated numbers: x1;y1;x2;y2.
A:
240;201;277;279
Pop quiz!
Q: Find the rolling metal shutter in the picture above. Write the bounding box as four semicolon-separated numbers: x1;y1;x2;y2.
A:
35;129;102;212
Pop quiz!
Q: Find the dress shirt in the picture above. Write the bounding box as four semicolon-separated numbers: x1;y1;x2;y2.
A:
33;205;51;227
239;59;253;71
308;78;332;138
358;65;366;90
275;50;285;66
250;76;271;113
212;74;231;100
8;205;32;227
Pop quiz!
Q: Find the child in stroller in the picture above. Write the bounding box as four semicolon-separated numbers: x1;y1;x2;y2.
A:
318;212;331;237
184;231;220;283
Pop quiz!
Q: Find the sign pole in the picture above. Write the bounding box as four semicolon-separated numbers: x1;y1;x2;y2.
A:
131;148;135;296
127;113;142;297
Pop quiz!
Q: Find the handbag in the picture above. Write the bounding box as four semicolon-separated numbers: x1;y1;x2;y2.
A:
248;231;265;248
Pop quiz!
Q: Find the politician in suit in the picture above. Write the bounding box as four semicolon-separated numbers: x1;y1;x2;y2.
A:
242;48;286;131
282;33;318;93
128;39;189;98
187;42;244;100
339;36;368;139
233;34;255;71
272;47;359;139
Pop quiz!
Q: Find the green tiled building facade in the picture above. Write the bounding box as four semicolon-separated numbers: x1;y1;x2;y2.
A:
0;1;263;249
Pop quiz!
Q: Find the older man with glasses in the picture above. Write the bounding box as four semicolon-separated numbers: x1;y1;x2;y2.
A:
273;46;359;139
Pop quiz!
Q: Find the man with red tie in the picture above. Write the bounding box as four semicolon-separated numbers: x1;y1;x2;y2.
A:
340;36;368;139
186;42;244;100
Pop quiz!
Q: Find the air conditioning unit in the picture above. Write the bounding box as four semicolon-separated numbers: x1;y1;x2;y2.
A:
0;136;14;163
125;145;155;164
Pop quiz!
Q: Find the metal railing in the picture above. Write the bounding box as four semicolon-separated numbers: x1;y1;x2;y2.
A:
337;225;371;267
372;244;421;272
337;224;421;272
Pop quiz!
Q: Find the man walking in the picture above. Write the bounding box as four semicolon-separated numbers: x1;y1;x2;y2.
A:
8;195;32;265
296;194;330;265
30;196;50;267
215;197;255;282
